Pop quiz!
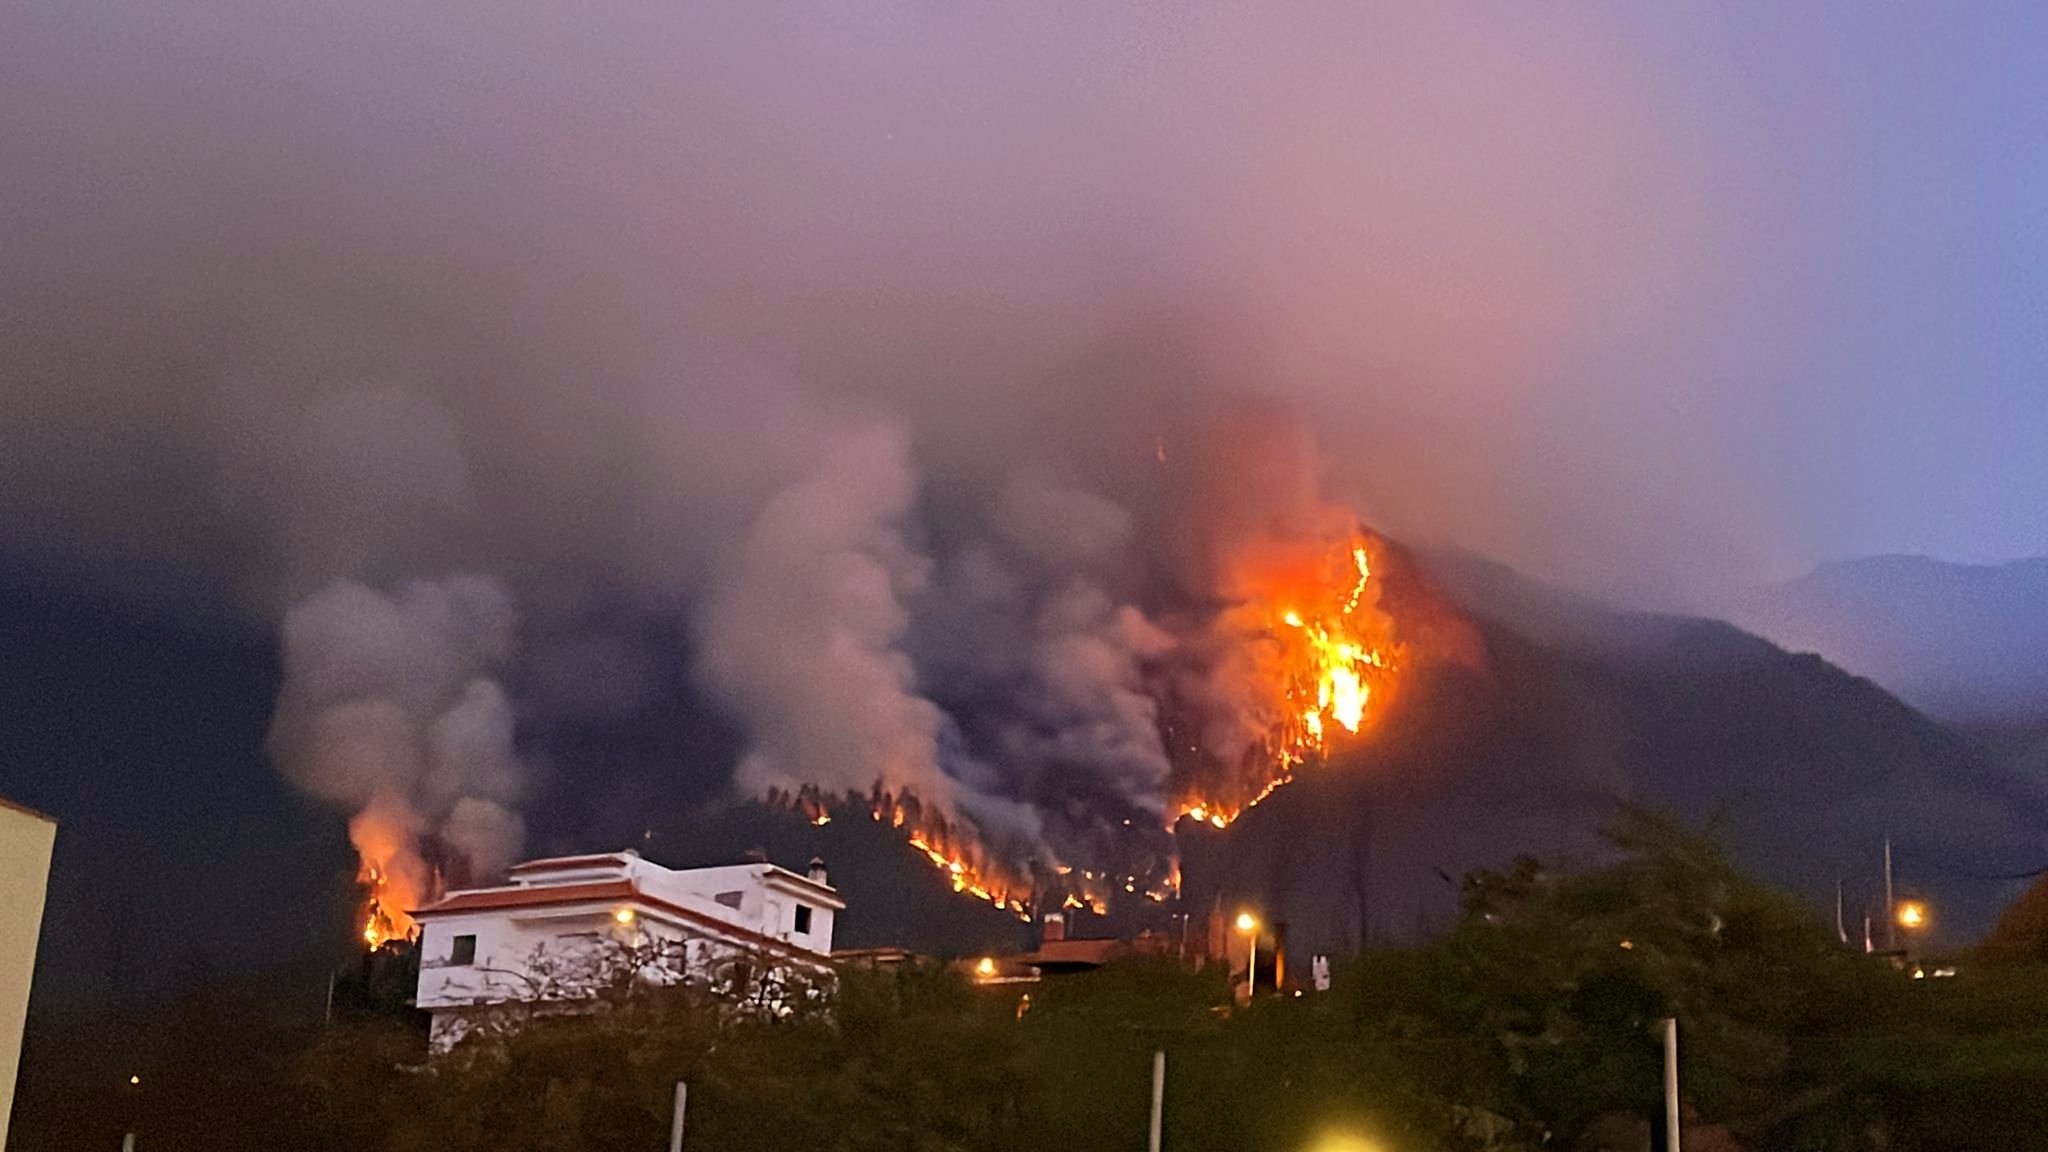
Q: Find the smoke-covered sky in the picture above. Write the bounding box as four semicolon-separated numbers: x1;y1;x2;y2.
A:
8;1;2046;610
5;4;2048;899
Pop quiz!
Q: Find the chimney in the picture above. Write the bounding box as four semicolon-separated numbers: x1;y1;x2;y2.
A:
1042;912;1066;943
808;856;828;886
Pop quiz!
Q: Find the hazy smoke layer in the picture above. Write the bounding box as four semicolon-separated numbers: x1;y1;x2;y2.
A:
267;576;527;892
9;2;1990;887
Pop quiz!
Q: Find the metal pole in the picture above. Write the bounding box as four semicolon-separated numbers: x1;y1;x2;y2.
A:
669;1081;688;1152
1883;836;1896;952
121;1135;136;1152
1661;1017;1680;1152
1148;1050;1165;1152
1246;935;1257;1001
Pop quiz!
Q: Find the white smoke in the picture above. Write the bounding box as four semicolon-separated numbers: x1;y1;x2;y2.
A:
694;415;962;812
267;575;527;888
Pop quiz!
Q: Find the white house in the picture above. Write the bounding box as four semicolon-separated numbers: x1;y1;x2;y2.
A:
412;849;843;1051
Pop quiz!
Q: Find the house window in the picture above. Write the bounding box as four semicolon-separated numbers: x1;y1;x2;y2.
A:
449;934;477;966
793;905;813;935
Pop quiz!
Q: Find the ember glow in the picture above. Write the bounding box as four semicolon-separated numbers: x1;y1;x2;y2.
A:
1173;531;1401;829
767;526;1402;919
770;784;1038;921
350;805;427;951
358;864;417;952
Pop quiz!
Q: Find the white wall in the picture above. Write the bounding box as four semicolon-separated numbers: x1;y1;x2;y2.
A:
414;853;841;1052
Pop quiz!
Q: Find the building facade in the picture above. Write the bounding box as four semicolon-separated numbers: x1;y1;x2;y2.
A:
0;797;56;1150
412;849;843;1051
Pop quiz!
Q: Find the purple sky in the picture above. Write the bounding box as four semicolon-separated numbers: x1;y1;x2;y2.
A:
3;2;2044;610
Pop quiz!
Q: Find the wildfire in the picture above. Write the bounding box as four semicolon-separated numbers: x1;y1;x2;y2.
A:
1173;533;1400;829
358;864;417;951
348;802;428;952
768;784;1037;922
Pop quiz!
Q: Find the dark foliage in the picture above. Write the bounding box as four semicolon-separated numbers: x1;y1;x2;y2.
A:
14;813;2048;1151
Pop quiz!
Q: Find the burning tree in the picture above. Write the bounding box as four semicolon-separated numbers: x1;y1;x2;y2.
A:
1168;529;1404;830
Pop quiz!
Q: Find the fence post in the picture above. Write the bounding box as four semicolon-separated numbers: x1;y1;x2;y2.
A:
1148;1050;1165;1152
669;1080;688;1152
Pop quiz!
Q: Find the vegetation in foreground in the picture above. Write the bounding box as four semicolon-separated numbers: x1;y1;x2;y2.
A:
16;812;2048;1151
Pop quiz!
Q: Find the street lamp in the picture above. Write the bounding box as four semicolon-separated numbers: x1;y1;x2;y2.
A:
1236;912;1259;1000
1896;900;1927;931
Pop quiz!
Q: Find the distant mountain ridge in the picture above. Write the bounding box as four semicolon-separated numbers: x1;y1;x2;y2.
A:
1180;546;2048;951
1726;554;2048;724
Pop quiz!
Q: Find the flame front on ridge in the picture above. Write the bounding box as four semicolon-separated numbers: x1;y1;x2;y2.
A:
1173;532;1401;829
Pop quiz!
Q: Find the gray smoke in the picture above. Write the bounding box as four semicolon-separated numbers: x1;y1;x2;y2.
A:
1;1;1922;883
695;415;954;808
267;575;526;891
911;472;1179;864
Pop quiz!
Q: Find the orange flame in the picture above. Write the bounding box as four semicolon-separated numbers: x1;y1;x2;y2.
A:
359;864;416;951
348;801;425;951
767;784;1039;921
1173;533;1400;828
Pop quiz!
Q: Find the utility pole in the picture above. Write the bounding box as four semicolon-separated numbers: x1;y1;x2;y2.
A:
669;1081;688;1152
1661;1017;1681;1152
1148;1050;1165;1152
1833;878;1848;945
1884;835;1897;953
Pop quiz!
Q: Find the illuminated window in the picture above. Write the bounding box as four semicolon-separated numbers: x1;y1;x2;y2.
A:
450;934;476;966
794;905;813;934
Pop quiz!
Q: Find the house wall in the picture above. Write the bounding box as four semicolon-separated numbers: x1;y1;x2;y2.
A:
636;861;837;954
0;800;56;1151
415;855;840;1052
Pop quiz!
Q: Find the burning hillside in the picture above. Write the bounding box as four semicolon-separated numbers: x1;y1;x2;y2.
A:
765;515;1409;924
1170;530;1402;830
771;784;1039;920
270;408;1425;949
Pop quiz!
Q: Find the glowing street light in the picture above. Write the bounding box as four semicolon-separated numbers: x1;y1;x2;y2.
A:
975;957;997;978
613;907;637;926
1896;900;1927;931
1237;912;1260;1001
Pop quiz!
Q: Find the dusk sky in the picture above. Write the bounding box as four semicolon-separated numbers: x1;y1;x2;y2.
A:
3;1;2047;1014
2;2;2044;613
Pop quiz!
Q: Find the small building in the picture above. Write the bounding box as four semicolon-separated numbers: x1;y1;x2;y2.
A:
0;797;56;1150
412;849;843;1051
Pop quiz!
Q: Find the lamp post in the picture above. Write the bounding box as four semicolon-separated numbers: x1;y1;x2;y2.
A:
1236;912;1259;1001
1896;899;1928;960
1895;900;1927;932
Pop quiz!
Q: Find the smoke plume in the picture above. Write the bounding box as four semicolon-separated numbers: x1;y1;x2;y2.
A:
267;576;527;917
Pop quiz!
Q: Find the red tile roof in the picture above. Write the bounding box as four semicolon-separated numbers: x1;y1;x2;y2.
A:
1019;938;1124;970
417;880;636;914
